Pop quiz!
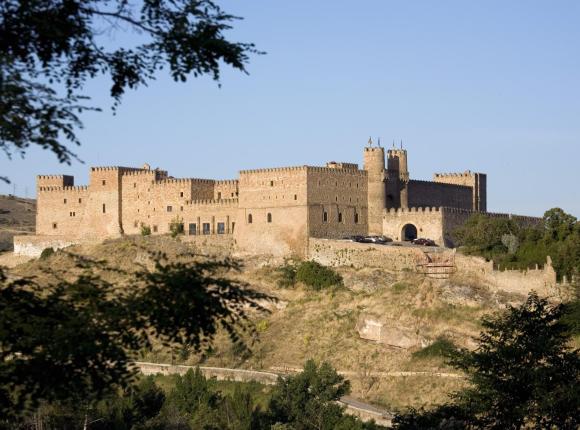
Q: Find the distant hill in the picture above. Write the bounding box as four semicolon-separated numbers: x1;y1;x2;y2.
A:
0;194;36;252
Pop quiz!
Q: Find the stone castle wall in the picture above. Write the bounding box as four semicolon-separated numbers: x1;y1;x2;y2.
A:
407;180;473;210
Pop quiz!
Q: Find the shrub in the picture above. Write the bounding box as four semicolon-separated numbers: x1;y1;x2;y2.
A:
276;264;297;288
169;216;184;238
140;224;151;236
39;247;54;259
295;261;343;290
412;336;456;360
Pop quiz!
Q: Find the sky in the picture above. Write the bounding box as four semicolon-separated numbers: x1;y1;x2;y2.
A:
1;0;579;217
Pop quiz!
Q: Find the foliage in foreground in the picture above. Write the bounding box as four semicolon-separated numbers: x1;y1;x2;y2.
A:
453;207;580;280
0;0;260;181
5;362;385;430
393;293;580;429
277;260;343;290
0;253;270;419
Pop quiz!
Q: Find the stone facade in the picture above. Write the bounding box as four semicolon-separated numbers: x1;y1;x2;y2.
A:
23;141;536;257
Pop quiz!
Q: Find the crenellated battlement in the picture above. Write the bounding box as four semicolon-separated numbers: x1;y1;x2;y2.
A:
38;185;89;192
186;198;239;206
240;166;307;174
154;177;215;185
409;178;471;188
37;174;69;180
434;171;478;178
306;166;367;176
385;206;442;215
215;179;239;185
122;170;163;177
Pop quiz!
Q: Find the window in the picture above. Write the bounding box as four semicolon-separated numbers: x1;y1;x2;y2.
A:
189;223;197;235
323;211;328;222
217;192;222;200
52;222;57;229
167;205;172;212
294;194;297;200
64;198;67;204
248;214;253;224
354;213;359;224
231;193;234;197
231;222;235;233
270;181;274;187
134;221;138;228
217;222;225;234
338;212;343;223
102;204;106;213
134;183;136;188
180;206;183;211
153;225;158;233
180;191;184;197
202;223;210;235
102;180;106;186
335;196;338;202
267;213;272;223
78;198;82;203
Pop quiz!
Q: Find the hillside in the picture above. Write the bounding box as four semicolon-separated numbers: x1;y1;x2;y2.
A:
4;235;539;412
0;194;35;252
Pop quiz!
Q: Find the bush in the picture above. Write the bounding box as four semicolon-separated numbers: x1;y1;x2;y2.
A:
412;336;456;360
140;224;151;236
276;264;297;288
295;261;343;290
169;216;184;238
39;247;54;259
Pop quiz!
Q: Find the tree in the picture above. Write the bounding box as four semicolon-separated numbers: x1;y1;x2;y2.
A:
268;360;382;430
0;253;271;420
543;208;577;242
393;293;580;429
0;0;260;181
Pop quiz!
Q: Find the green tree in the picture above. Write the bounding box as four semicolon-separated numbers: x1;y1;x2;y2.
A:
393;293;580;429
0;254;270;420
268;360;360;430
0;0;260;182
543;208;577;241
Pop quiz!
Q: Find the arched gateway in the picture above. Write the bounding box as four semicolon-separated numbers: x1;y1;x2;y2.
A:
402;224;418;241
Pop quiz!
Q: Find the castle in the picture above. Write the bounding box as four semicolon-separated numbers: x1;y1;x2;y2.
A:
19;141;537;257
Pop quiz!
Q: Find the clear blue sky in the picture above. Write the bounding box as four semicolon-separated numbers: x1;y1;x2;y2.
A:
2;0;579;217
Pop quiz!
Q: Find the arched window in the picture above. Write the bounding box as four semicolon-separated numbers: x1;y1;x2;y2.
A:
338;212;343;223
267;213;272;223
354;213;359;224
323;211;328;222
248;214;253;224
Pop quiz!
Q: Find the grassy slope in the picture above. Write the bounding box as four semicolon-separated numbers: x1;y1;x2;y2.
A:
6;235;532;411
0;194;36;252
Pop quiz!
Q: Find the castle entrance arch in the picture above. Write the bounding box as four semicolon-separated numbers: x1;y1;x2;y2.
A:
402;224;418;241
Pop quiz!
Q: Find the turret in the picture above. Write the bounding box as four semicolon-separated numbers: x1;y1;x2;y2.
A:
363;140;386;235
386;148;410;208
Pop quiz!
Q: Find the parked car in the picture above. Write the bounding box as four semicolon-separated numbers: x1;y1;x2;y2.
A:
343;235;366;242
412;238;436;246
367;235;393;244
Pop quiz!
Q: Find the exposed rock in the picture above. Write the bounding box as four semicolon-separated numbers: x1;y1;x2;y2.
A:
357;316;422;349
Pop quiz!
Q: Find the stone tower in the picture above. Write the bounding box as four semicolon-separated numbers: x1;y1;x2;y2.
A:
363;142;386;235
386;148;409;208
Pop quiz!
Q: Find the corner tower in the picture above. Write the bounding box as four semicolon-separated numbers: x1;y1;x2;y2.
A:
363;141;386;235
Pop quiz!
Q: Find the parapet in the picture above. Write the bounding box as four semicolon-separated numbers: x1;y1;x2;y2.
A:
38;185;88;193
326;161;359;170
239;166;308;175
186;198;239;206
215;179;239;185
37;174;74;188
306;166;367;176
154;177;215;185
433;171;479;178
385;206;442;215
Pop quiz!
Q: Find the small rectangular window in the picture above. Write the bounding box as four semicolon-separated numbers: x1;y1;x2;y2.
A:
231;222;235;233
64;198;67;204
52;222;57;229
202;223;210;235
217;222;225;234
323;211;328;223
217;192;222;200
102;180;106;186
102;204;106;213
189;223;197;235
153;225;158;233
78;198;82;203
134;221;138;228
180;191;184;197
270;181;274;187
180;206;183;211
167;205;172;212
134;183;136;188
294;194;297;200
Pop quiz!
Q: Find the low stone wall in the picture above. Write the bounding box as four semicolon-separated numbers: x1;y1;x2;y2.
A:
135;361;280;385
454;254;569;299
308;238;431;270
13;234;81;257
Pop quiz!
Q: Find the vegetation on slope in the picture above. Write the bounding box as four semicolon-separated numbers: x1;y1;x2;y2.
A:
453;207;580;280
